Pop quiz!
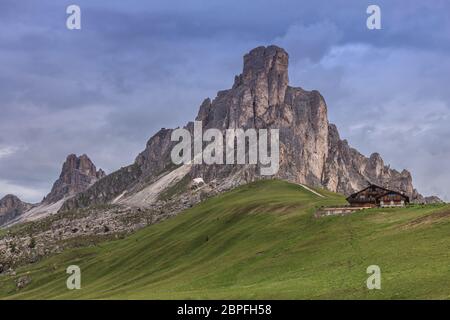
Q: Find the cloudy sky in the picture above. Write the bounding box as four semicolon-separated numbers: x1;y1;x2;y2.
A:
1;0;450;202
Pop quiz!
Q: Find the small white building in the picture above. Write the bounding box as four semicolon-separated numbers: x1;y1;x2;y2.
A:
192;177;205;189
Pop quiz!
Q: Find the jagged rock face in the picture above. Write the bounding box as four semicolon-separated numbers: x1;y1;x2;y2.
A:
62;45;433;210
0;195;32;226
132;45;424;200
135;128;176;178
230;45;289;128
43;154;105;204
64;130;177;211
323;124;418;198
192;46;329;187
61;164;142;211
190;45;417;199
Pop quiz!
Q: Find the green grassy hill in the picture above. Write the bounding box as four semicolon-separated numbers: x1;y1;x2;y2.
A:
1;180;449;299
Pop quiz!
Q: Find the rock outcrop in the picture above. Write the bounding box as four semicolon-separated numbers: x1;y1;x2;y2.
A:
61;163;142;211
2;154;105;227
0;195;32;226
191;46;329;189
323;124;421;199
61;45;437;211
189;46;430;200
43;154;105;204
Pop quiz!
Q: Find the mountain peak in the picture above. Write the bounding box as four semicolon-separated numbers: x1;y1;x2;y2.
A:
63;46;437;213
43;154;105;204
242;45;289;79
1;194;20;202
0;194;32;226
232;45;289;108
62;154;98;178
0;194;23;207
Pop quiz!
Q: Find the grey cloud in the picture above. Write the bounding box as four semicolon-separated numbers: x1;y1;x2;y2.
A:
275;21;343;62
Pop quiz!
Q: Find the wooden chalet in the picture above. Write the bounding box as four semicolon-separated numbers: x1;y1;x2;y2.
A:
346;184;409;208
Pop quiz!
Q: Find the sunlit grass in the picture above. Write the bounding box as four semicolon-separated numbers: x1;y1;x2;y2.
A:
1;180;449;299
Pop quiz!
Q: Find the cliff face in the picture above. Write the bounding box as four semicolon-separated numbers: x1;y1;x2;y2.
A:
63;45;431;210
42;154;105;204
2;154;106;226
0;195;32;226
191;46;329;188
323;124;420;198
188;45;422;200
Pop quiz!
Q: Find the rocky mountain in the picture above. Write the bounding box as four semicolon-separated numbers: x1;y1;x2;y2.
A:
323;125;423;200
43;154;105;204
0;195;33;227
190;45;427;200
2;154;105;227
1;45;442;272
62;45;437;212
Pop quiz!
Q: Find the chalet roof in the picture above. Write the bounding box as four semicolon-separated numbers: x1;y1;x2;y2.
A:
347;184;409;202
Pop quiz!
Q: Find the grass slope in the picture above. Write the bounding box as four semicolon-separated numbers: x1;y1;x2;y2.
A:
1;180;449;299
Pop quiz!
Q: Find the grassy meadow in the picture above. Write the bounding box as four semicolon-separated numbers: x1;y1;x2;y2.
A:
1;180;449;299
